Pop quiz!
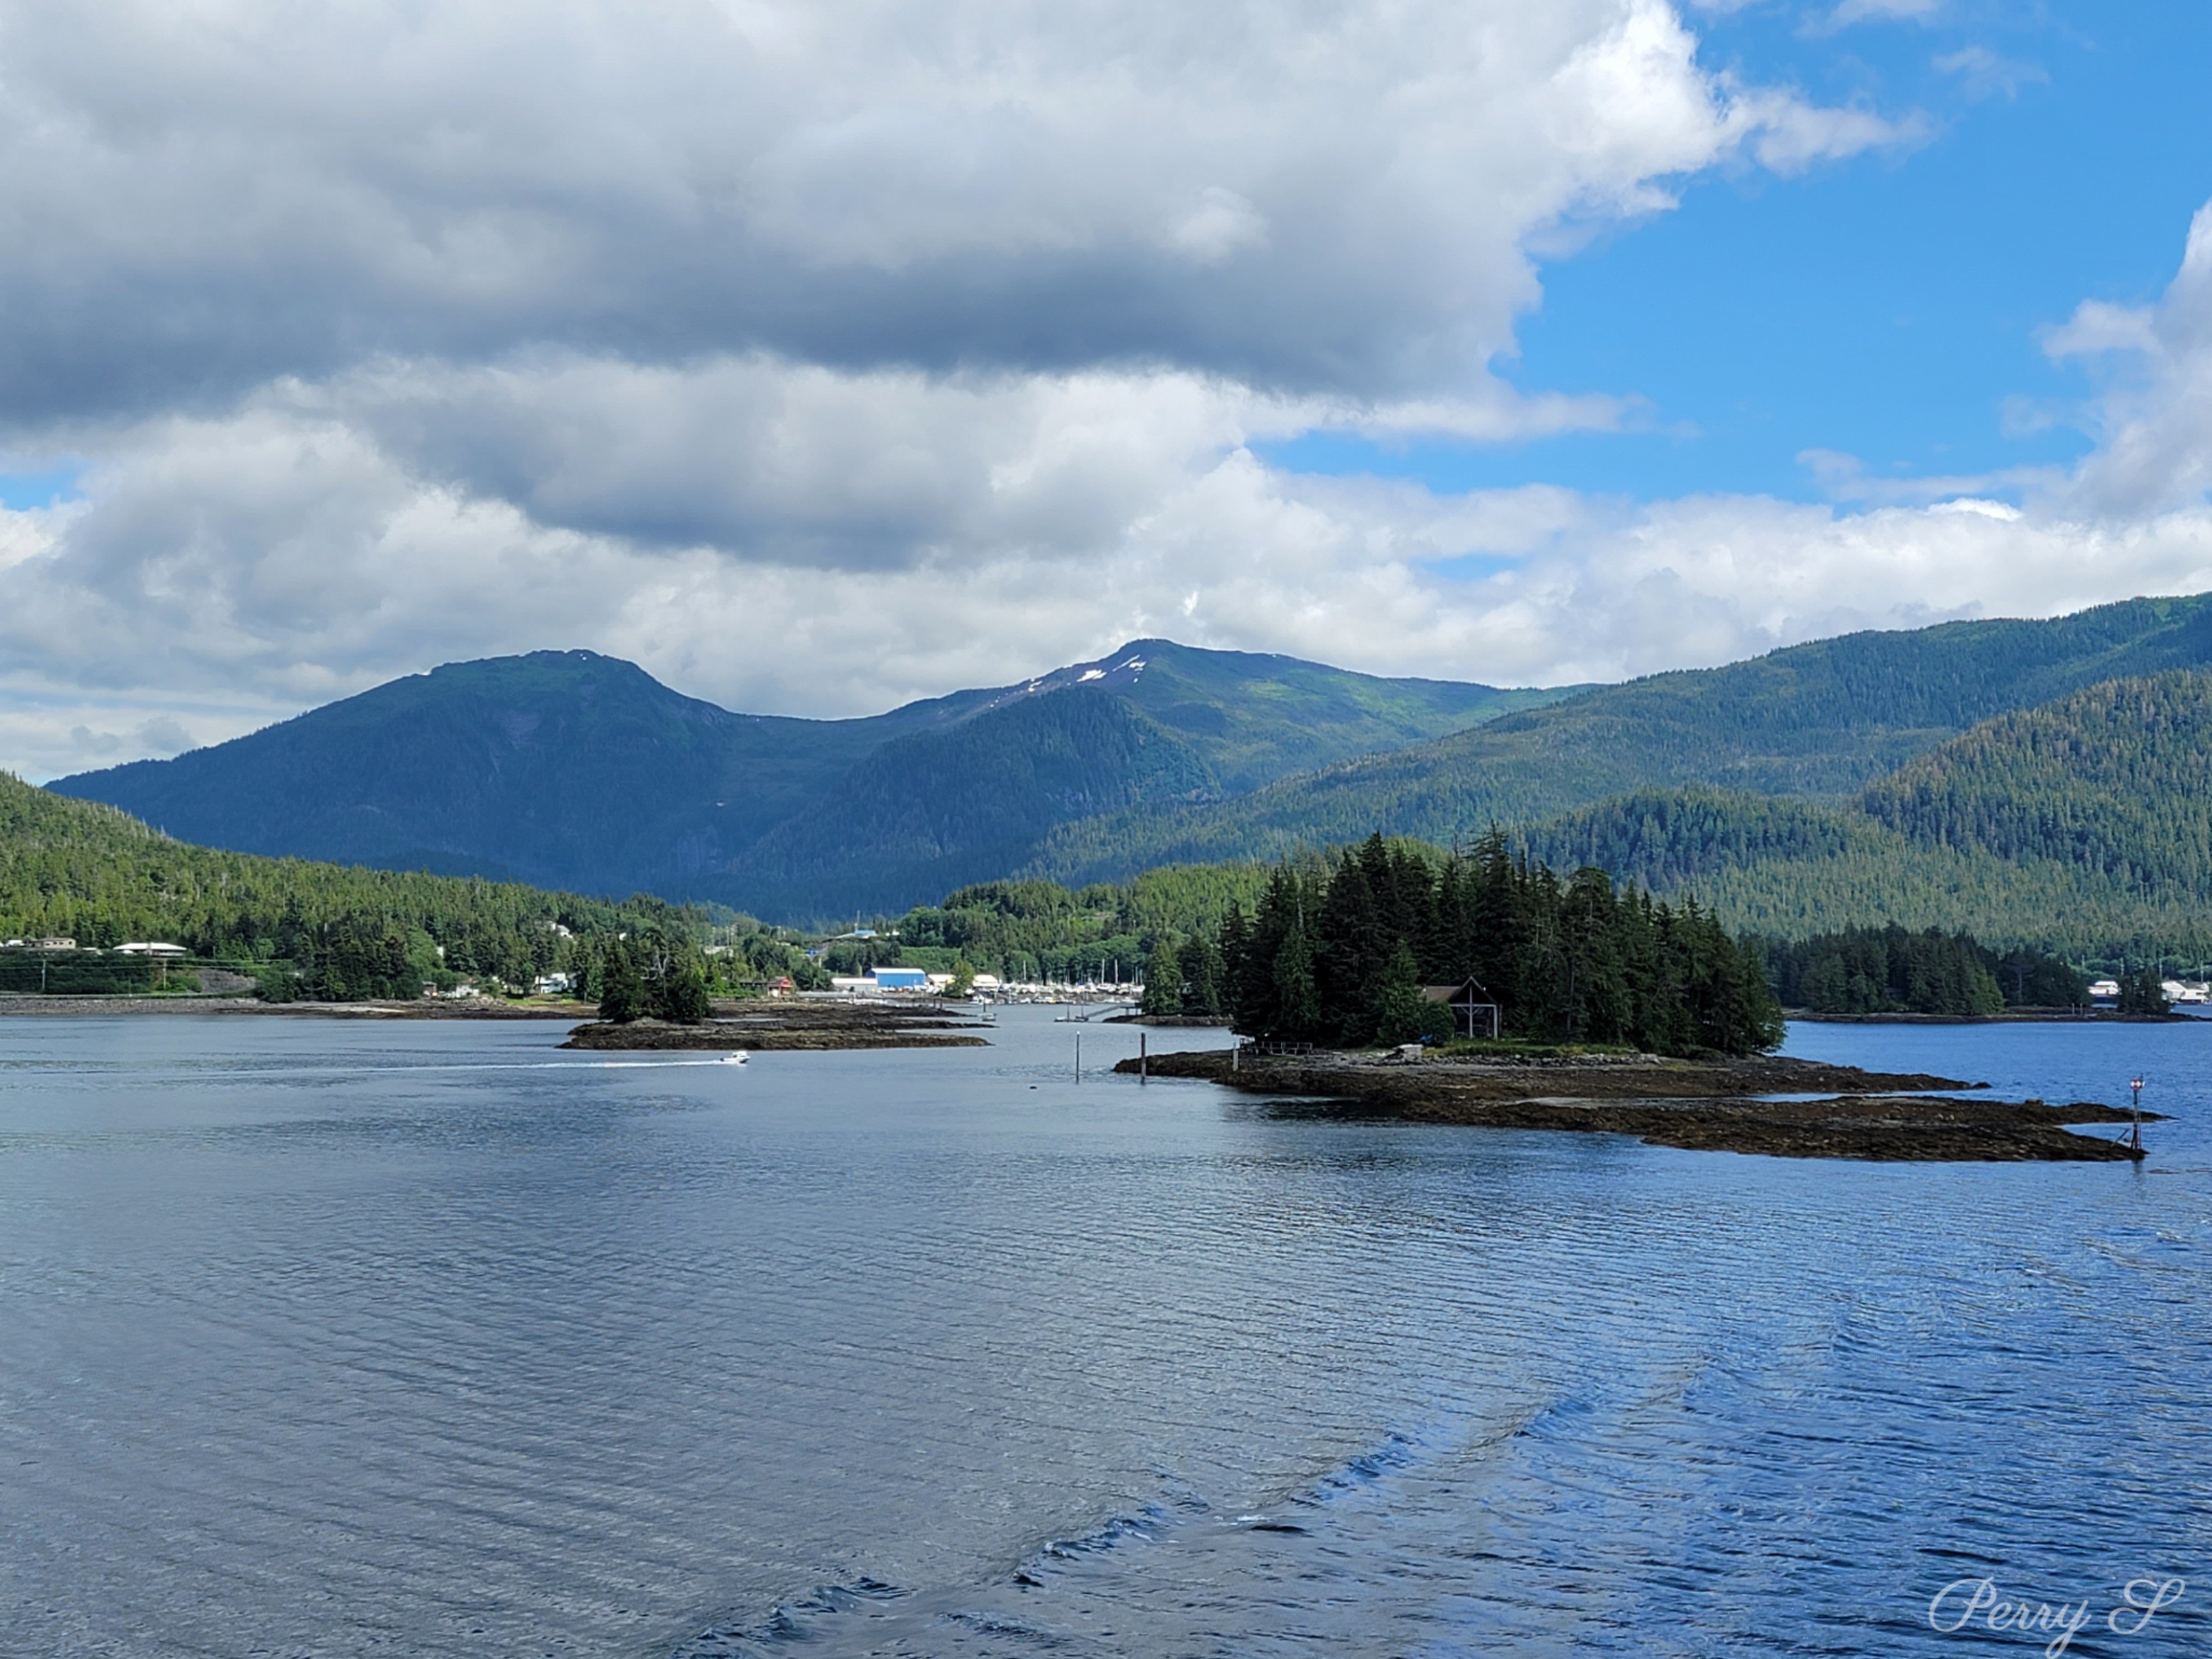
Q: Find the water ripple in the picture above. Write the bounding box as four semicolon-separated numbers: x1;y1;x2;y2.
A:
1;1012;2205;1656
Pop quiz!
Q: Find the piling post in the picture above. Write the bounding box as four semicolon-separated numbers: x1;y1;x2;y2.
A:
1140;1031;1147;1083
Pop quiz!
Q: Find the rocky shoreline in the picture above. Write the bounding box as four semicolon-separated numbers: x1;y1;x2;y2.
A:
1117;1047;2153;1162
562;999;991;1051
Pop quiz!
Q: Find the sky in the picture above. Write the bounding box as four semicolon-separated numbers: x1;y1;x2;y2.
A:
3;0;2212;780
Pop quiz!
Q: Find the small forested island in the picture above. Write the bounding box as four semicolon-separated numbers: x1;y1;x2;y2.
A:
1107;836;2150;1163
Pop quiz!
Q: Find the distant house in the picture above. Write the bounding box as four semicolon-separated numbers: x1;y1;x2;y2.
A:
1422;978;1500;1039
2087;978;2121;1001
118;942;188;957
34;937;77;952
869;967;929;992
534;972;573;996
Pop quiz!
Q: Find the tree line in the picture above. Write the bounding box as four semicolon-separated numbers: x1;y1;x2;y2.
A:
1755;926;2087;1017
1146;832;1782;1055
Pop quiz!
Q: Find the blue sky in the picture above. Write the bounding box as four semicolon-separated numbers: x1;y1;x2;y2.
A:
0;465;80;511
1266;2;2212;503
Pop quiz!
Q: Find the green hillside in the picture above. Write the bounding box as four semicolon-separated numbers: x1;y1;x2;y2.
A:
1864;669;2212;896
45;596;2212;935
1027;593;2212;885
0;771;670;990
1495;667;2212;959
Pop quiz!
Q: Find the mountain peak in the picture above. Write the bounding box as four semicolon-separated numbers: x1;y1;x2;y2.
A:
48;637;1536;911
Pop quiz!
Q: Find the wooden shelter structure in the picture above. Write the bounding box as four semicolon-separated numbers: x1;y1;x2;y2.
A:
1422;978;1500;1040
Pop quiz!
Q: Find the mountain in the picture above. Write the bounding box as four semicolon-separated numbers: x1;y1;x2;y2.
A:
53;640;1557;912
24;656;2212;963
1026;592;2212;884
54;594;2212;932
714;690;1217;919
53;651;877;894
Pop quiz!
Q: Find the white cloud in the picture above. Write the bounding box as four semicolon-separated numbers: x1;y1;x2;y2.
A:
1161;189;1271;266
1796;446;2057;506
0;0;1910;415
4;0;2199;787
1819;0;1943;29
2047;203;2212;516
1723;89;1929;176
7;333;2212;781
1933;45;2048;102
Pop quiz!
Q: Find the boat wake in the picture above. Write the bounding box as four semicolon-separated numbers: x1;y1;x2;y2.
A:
672;1432;1431;1658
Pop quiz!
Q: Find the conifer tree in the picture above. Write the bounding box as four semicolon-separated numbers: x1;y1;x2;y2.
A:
1271;920;1321;1040
599;938;646;1024
1373;941;1428;1045
1141;937;1184;1015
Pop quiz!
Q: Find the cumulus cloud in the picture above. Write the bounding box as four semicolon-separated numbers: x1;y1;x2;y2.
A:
0;0;1907;417
1796;447;2057;506
0;0;2200;784
6;330;2212;776
2047;204;2212;516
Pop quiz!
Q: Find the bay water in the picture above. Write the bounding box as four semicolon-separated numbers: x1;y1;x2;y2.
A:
1;1008;2206;1656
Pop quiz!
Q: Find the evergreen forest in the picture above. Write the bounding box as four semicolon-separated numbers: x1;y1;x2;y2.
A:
1142;833;1782;1055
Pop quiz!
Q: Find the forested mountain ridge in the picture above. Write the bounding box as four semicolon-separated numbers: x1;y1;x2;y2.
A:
52;640;1550;910
1026;592;2212;888
1018;640;1573;792
52;651;860;894
45;593;2212;932
708;690;1220;919
1486;667;2212;958
1864;669;2212;896
1502;787;2208;959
